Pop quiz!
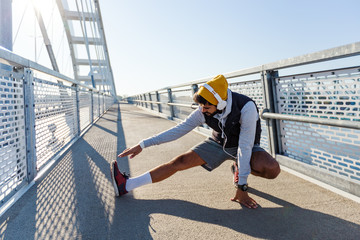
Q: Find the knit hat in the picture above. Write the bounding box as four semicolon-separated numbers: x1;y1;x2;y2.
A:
198;74;228;105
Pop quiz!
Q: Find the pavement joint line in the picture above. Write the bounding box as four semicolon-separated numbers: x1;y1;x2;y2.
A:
281;165;360;204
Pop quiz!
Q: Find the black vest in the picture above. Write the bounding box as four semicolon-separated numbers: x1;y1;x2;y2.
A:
204;92;261;148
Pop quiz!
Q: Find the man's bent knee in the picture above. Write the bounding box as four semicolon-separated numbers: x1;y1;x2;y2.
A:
267;161;281;179
251;151;281;179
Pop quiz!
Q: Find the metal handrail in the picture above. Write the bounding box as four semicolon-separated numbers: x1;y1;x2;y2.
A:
132;42;360;94
133;100;162;104
261;110;360;130
0;47;102;93
167;102;198;109
135;99;360;130
133;99;198;109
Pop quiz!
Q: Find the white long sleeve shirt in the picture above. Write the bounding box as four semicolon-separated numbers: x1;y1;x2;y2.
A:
139;89;259;185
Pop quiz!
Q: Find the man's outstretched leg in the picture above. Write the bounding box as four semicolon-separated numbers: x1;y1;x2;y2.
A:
110;150;206;197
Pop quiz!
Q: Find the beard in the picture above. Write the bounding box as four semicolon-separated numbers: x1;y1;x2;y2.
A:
205;110;222;117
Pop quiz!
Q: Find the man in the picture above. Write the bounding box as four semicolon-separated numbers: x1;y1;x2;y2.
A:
111;75;280;208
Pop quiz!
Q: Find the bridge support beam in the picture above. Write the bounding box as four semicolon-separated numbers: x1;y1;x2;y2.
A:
0;0;12;71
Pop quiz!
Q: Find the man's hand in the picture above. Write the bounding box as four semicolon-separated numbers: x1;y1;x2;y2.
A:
231;189;258;209
118;145;142;159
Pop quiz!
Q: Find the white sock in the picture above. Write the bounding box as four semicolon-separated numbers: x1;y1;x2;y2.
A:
125;172;152;192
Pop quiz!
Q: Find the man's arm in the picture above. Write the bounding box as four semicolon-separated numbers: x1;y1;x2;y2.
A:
237;101;258;185
140;107;205;148
231;101;258;208
118;107;205;158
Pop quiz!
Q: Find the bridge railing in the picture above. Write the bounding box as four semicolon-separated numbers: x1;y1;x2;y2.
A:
0;48;116;213
129;42;360;197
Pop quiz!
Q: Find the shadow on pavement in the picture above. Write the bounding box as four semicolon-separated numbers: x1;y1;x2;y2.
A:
0;104;131;239
110;189;360;239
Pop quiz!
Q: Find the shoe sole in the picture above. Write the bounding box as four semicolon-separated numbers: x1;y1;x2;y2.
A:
110;161;120;197
231;163;238;185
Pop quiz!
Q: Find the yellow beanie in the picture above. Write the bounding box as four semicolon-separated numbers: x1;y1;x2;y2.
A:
198;74;228;105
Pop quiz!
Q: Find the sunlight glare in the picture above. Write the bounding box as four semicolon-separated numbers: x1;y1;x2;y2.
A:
32;0;54;15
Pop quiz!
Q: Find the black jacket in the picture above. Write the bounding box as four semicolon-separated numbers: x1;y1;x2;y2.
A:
204;92;261;148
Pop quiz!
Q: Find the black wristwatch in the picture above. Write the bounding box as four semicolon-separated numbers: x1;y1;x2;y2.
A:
236;184;248;192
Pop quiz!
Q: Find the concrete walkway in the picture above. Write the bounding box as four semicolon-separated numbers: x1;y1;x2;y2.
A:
1;103;359;239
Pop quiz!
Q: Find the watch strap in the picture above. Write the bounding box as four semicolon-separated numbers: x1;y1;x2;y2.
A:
236;184;248;191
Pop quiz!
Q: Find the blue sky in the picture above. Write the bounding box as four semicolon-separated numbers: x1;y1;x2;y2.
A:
100;0;360;96
9;0;360;96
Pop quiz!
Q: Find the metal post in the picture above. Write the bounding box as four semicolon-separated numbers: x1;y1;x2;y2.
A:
271;75;283;155
156;91;161;113
143;94;148;108
99;93;102;114
90;90;94;123
167;88;175;119
98;93;100;117
23;68;37;182
261;70;279;156
75;85;81;136
148;93;153;110
103;94;105;112
191;84;198;96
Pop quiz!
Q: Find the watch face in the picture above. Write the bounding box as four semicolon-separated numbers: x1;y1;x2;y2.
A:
237;184;248;191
